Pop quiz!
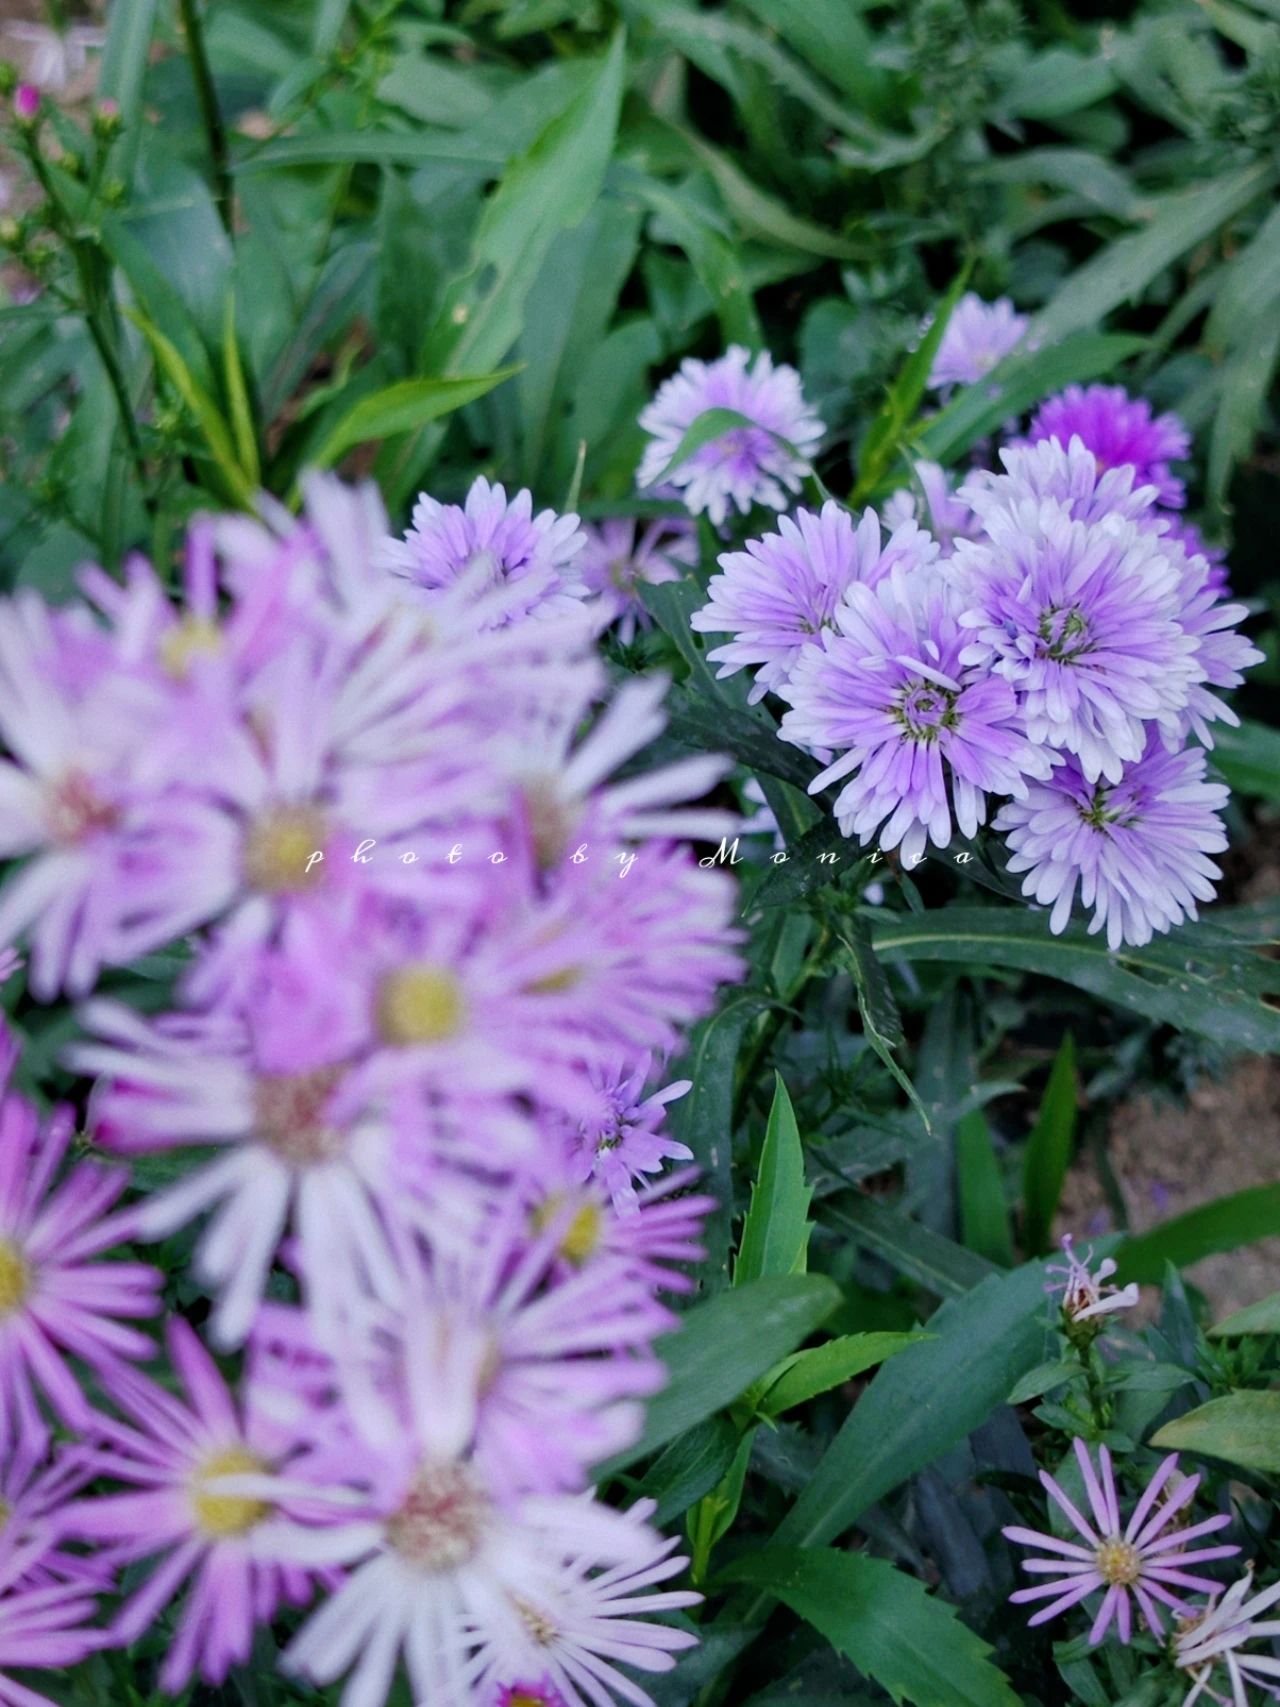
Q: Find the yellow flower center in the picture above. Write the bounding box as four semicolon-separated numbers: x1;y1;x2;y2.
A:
159;616;222;679
191;1446;270;1538
376;964;467;1045
386;1461;487;1573
1095;1538;1141;1586
242;805;328;895
531;1194;604;1266
0;1239;31;1316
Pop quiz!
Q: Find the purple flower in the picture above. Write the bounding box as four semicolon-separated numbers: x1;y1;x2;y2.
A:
961;436;1160;529
1046;1234;1139;1328
1165;516;1230;597
1028;384;1191;509
953;493;1197;783
0;1042;160;1438
1003;1439;1238;1645
12;85;40;125
1176;1570;1280;1705
67;1319;332;1692
637;346;823;525
384;477;588;628
0;1540;99;1707
577;515;697;644
573;1055;693;1211
692;501;938;702
1168;546;1264;749
995;734;1229;949
781;567;1051;865
884;461;979;551
496;1682;570;1707
928;293;1028;389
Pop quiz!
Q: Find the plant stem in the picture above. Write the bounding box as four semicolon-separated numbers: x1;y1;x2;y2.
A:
176;0;233;235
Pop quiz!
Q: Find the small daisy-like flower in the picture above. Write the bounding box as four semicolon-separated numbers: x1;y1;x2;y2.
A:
385;477;588;628
691;502;937;702
1028;384;1191;509
67;1319;332;1693
927;293;1029;389
0;1050;160;1438
573;1056;693;1212
577;516;697;645
781;566;1051;865
637;346;823;525
1004;1439;1238;1645
995;734;1229;949
953;494;1197;784
1176;1571;1280;1707
1046;1234;1139;1332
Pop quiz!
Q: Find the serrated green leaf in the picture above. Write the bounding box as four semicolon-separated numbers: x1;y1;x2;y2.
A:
598;1274;840;1476
718;1549;1020;1707
736;1075;813;1284
1152;1389;1280;1473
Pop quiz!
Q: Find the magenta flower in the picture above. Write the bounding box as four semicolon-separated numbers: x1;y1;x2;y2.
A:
1004;1440;1238;1644
12;85;40;124
385;476;588;628
691;502;938;702
1028;384;1191;508
496;1682;570;1707
577;515;696;644
66;1319;332;1693
927;293;1028;389
0;1041;159;1437
637;346;823;525
781;567;1051;865
995;733;1229;948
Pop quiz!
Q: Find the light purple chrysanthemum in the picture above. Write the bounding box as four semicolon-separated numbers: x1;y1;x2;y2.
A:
385;477;589;628
953;494;1197;783
692;502;938;703
1168;548;1264;750
781;566;1052;865
1028;384;1191;509
928;293;1029;389
0;1431;106;1593
995;734;1229;949
577;516;697;644
1176;1570;1280;1706
960;436;1160;530
884;461;980;551
637;346;823;525
0;1040;160;1438
573;1056;693;1212
1003;1439;1237;1645
67;1319;333;1693
1165;516;1230;598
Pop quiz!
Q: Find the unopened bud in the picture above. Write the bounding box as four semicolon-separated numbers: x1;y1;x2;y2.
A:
92;98;121;138
13;83;40;125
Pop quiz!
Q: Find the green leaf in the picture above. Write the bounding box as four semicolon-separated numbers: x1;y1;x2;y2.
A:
1116;1186;1280;1284
1022;1035;1078;1258
309;367;520;470
718;1549;1020;1707
1208;319;1280;512
822;1198;993;1298
909;332;1149;474
736;1075;813;1284
1152;1390;1280;1473
757;1332;925;1417
1211;719;1280;803
222;293;260;490
1007;1359;1083;1405
1211;1292;1280;1338
836;918;930;1135
767;1262;1053;1553
1035;162;1273;342
648;406;791;489
598;1275;840;1476
956;1109;1015;1266
869;904;1280;1055
752;815;852;908
686;134;869;261
126;308;257;510
98;0;159;180
853;265;972;502
633;1415;742;1525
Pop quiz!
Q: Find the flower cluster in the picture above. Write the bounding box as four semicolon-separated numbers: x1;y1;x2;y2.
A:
685;341;1261;947
0;473;744;1706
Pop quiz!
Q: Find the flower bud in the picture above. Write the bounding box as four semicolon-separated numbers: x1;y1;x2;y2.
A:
13;83;40;125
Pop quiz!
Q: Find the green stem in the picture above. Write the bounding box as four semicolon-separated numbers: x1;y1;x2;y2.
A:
176;0;233;235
